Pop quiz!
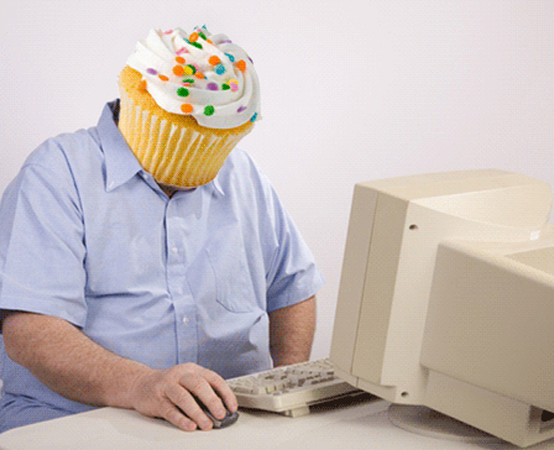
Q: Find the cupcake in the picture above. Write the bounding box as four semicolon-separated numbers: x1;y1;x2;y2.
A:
118;26;261;188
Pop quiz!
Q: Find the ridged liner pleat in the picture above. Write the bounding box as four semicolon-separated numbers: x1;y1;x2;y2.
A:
118;88;247;187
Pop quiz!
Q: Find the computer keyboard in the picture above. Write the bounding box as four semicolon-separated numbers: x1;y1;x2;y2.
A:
226;358;362;418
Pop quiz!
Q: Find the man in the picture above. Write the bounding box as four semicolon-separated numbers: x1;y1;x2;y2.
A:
0;98;324;433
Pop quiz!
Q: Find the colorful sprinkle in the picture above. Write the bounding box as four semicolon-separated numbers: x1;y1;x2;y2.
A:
208;55;221;66
214;64;226;75
190;41;203;50
158;74;169;81
236;60;246;72
182;78;195;84
195;72;205;79
189;32;199;42
146;68;158;75
229;81;239;92
225;53;235;62
198;31;207;40
177;87;189;97
222;83;230;91
185;64;197;75
237;106;247;113
176;47;187;55
204;105;215;116
175;56;186;64
181;104;193;114
207;82;219;91
250;112;258;123
173;65;185;76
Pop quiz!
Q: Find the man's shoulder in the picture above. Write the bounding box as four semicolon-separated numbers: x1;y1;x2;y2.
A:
23;127;102;173
222;148;269;184
224;147;254;170
213;148;282;216
5;127;104;202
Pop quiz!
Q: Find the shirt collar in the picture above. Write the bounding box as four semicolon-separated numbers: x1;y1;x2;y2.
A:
210;176;225;197
97;100;226;197
97;100;144;192
167;176;225;198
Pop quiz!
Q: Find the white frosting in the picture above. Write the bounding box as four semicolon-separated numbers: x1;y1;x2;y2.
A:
126;27;261;129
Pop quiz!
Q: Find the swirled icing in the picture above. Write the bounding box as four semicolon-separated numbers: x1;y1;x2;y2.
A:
126;26;260;129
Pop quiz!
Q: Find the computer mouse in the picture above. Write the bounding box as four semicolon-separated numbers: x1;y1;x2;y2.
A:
194;396;240;429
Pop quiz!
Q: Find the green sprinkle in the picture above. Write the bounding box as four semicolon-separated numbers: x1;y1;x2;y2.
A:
222;83;230;91
198;31;207;40
204;105;215;116
190;41;203;49
177;87;189;97
182;78;195;84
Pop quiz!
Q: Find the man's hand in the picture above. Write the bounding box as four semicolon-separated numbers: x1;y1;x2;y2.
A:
129;363;238;431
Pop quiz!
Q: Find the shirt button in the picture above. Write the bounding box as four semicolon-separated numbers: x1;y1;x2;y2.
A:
171;247;179;254
183;317;190;325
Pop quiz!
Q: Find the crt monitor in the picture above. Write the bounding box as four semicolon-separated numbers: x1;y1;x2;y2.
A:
330;169;554;448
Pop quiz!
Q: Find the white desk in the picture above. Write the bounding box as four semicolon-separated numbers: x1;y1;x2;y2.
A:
0;397;552;450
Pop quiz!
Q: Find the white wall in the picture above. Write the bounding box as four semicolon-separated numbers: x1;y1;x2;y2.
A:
1;0;552;360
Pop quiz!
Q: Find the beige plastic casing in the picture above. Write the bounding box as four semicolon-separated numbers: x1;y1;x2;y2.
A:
330;169;554;447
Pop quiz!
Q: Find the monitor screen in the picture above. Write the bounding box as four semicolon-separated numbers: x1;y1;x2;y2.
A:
330;169;554;447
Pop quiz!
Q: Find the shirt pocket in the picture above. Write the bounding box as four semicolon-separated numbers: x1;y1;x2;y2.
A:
205;228;256;313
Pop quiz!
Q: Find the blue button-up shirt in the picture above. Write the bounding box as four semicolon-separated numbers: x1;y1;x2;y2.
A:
0;101;324;431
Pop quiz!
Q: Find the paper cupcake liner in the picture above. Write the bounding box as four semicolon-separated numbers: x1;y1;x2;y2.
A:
118;87;247;188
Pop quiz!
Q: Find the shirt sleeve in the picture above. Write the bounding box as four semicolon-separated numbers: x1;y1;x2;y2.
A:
243;155;325;313
0;139;87;327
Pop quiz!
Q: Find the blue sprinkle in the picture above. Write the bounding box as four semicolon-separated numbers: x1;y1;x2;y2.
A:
225;52;235;62
250;112;258;123
214;64;226;75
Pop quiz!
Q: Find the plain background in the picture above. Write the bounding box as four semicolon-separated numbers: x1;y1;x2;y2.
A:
0;0;553;363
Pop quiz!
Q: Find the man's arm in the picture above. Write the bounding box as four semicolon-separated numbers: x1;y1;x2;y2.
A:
268;295;316;367
1;310;237;431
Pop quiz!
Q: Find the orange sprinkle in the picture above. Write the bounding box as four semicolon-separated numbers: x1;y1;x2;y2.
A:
139;80;147;91
181;104;193;114
175;56;186;64
208;55;221;66
189;32;199;42
195;72;205;79
236;60;246;72
158;74;169;81
207;39;213;44
173;65;185;76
